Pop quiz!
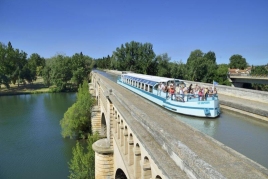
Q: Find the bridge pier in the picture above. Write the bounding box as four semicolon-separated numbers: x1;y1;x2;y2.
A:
127;135;134;166
91;106;101;134
134;144;141;179
92;138;114;179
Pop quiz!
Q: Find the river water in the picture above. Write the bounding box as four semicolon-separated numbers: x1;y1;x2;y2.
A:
97;70;268;169
0;93;76;179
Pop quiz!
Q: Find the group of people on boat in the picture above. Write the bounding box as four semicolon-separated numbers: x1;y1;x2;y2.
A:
157;82;218;102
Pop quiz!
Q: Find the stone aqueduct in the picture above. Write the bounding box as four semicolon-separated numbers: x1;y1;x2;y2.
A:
89;72;268;179
90;72;169;179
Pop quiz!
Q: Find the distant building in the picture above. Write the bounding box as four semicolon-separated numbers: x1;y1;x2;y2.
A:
228;67;251;75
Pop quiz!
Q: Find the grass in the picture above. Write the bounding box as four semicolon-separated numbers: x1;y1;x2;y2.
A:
0;77;49;96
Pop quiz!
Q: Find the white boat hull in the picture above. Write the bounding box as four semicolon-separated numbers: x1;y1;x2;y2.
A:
117;79;220;118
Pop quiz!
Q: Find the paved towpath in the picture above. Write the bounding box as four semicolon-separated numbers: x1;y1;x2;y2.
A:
219;93;268;119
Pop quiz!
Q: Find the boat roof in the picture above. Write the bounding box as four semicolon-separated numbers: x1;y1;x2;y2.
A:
122;73;184;86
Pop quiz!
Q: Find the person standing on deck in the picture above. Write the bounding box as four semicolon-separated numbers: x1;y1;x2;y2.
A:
158;83;162;96
166;84;170;99
170;84;175;100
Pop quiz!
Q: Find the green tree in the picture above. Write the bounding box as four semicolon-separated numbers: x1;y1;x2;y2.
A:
27;53;46;81
251;65;268;91
69;133;99;179
11;49;28;86
229;54;248;69
50;54;72;91
71;52;93;86
170;60;185;79
185;50;217;83
0;42;10;88
251;65;268;76
112;41;155;73
215;64;231;85
60;80;95;139
42;59;52;87
155;53;171;77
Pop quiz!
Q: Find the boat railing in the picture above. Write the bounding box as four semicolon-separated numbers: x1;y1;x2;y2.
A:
171;93;219;102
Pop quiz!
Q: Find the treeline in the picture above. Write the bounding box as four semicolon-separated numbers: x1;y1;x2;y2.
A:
2;40;267;92
42;52;94;92
0;42;45;88
95;41;268;90
0;41;94;92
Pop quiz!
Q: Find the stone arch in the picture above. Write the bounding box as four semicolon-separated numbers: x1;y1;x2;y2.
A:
155;175;162;179
115;168;127;179
101;113;107;137
142;156;152;179
134;143;141;178
128;133;134;165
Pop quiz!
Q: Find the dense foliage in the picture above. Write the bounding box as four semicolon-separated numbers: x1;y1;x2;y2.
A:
250;65;268;91
94;41;268;91
69;133;99;179
43;52;94;92
1;41;267;91
102;41;156;74
229;54;248;69
0;42;45;88
60;80;97;179
95;47;232;85
60;80;95;139
0;42;94;91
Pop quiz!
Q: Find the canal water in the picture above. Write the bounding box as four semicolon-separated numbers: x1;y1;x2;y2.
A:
0;93;76;179
97;70;268;169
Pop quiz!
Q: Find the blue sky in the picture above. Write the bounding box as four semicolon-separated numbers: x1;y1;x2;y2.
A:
1;0;267;65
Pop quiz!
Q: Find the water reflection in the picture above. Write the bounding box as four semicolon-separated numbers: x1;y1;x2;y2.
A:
0;93;76;179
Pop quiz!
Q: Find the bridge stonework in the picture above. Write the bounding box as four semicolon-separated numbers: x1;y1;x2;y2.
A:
89;72;268;179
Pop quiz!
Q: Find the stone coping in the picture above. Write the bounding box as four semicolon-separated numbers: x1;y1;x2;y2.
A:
92;138;113;154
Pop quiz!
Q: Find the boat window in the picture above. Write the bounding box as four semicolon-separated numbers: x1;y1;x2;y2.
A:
149;86;153;92
154;84;159;90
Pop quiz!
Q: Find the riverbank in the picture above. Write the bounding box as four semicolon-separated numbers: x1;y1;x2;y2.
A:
0;77;49;96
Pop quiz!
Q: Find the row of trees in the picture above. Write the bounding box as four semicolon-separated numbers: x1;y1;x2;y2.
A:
94;41;234;85
0;42;94;91
0;42;45;88
2;41;266;91
95;41;268;89
43;52;94;91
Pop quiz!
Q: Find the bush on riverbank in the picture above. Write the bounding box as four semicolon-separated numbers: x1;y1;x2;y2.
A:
69;133;99;179
60;80;95;139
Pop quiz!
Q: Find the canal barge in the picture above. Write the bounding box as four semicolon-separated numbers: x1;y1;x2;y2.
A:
117;73;220;118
